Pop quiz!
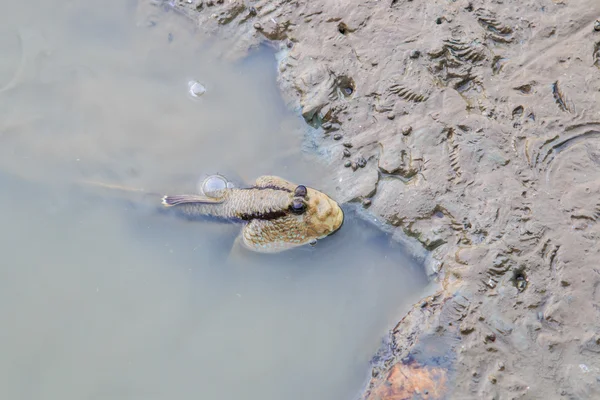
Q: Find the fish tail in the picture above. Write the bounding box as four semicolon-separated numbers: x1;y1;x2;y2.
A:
161;194;233;219
162;194;223;207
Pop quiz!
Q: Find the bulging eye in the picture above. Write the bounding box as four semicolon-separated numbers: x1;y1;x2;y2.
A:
294;185;307;198
290;198;306;214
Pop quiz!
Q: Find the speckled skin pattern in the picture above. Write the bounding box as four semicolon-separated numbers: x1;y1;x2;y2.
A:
162;176;344;253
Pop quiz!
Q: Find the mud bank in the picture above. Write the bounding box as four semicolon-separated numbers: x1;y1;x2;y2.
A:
153;0;600;398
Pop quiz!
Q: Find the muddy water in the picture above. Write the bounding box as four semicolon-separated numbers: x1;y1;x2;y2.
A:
0;1;428;399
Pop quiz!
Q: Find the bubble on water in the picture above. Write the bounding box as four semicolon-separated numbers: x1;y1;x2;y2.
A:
198;174;232;197
188;80;206;98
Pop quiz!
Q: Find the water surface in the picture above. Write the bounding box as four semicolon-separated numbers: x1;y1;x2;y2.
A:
0;1;428;399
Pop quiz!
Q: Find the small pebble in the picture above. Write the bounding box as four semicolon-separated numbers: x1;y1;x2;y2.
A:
343;142;353;148
362;198;372;207
333;133;343;140
497;361;505;371
489;375;497;384
460;326;475;335
595;20;600;31
344;161;352;168
387;112;395;120
485;333;496;343
351;162;359;171
322;121;332;130
409;49;421;59
356;157;367;168
253;22;262;30
402;126;413;135
343;149;351;157
248;6;257;16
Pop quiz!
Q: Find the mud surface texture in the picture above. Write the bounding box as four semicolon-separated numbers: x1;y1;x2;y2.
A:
163;0;600;398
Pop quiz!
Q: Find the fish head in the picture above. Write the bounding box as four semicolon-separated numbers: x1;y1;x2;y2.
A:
293;185;344;240
239;180;345;253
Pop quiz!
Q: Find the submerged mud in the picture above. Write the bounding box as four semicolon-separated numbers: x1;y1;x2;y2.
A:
157;0;600;398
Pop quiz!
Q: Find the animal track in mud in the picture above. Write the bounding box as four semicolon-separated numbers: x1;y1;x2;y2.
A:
540;239;560;279
429;38;486;93
551;81;574;113
528;123;600;171
475;9;514;44
371;77;430;113
491;56;507;75
487;254;511;277
431;38;487;64
388;83;428;102
446;128;463;184
540;239;560;265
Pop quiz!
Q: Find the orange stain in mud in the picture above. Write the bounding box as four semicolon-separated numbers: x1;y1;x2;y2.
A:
366;362;447;400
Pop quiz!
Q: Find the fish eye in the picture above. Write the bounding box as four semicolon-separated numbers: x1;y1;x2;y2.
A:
290;198;306;214
294;185;307;198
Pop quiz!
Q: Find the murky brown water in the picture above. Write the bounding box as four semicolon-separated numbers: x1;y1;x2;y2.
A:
0;1;428;399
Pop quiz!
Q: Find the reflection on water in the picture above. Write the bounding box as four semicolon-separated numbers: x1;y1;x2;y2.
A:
0;1;428;399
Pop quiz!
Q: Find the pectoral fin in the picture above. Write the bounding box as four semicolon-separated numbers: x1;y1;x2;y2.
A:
241;217;306;253
162;194;224;207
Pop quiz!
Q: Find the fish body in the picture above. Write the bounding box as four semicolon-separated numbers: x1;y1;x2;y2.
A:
163;187;293;221
162;175;344;253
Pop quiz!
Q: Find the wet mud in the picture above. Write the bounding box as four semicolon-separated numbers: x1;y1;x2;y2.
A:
156;0;600;398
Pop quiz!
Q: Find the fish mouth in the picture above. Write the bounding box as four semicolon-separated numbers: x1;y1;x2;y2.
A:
326;202;345;237
331;210;344;235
